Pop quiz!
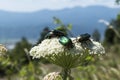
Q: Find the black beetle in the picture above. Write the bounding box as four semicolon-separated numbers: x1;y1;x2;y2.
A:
45;30;65;39
45;29;74;48
77;33;91;42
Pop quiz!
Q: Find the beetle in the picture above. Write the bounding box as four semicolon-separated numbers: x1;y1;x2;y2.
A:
77;33;91;42
45;30;65;39
59;36;74;48
45;29;74;48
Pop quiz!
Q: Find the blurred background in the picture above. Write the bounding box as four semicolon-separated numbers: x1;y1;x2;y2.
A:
0;0;120;80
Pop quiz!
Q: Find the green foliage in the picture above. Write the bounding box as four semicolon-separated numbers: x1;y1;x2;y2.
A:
53;17;73;36
116;0;120;4
111;14;120;43
9;37;32;67
104;14;120;45
0;57;10;76
0;37;43;79
1;38;30;76
73;45;120;80
117;14;120;20
19;62;42;80
53;17;63;25
113;14;120;32
104;28;116;45
67;24;72;31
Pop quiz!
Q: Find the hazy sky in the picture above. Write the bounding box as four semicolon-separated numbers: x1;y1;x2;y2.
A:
0;0;119;12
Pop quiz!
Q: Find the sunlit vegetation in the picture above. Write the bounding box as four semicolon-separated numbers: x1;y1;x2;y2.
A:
0;11;120;80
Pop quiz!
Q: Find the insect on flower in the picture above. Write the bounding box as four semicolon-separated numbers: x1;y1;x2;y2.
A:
77;33;91;42
45;30;65;39
45;29;74;48
59;36;74;48
76;33;93;49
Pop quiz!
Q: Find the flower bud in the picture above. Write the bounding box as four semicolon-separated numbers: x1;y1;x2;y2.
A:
43;72;63;80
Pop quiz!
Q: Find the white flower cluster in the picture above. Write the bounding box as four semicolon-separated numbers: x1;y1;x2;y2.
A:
77;39;105;54
0;44;7;56
29;37;105;59
43;72;62;80
29;38;84;59
29;37;105;68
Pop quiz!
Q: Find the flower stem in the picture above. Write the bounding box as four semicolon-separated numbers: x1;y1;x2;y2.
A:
61;68;72;80
63;68;68;80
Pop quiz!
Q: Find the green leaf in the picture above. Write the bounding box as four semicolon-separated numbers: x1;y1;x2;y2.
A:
55;26;63;30
85;56;93;61
53;17;62;24
67;24;72;30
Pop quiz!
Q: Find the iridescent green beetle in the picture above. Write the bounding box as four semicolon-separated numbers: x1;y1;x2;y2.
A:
45;29;74;48
59;36;74;48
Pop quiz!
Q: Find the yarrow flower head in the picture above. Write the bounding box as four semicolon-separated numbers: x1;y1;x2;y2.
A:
29;30;105;68
30;38;84;58
43;72;63;80
0;44;7;56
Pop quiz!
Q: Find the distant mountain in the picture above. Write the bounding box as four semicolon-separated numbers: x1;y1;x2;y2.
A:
0;6;120;41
